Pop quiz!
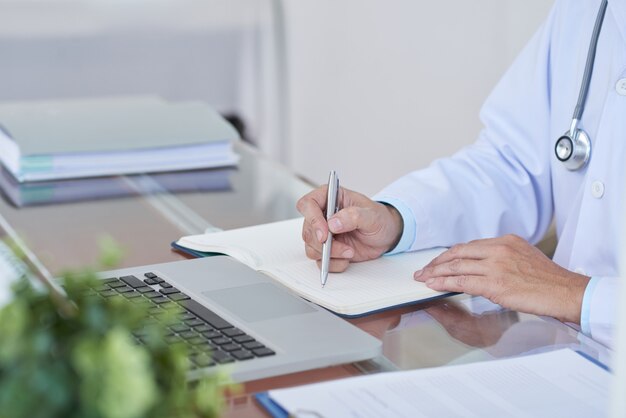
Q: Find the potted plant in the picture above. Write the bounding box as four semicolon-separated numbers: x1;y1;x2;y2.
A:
0;239;231;418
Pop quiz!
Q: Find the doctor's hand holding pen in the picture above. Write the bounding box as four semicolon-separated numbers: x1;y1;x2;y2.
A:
296;185;404;273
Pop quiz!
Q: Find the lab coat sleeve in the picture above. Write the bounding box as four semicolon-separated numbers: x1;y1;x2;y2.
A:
581;276;617;347
373;3;559;250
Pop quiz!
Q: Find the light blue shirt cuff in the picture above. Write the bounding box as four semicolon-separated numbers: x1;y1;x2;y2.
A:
375;197;416;255
580;276;600;336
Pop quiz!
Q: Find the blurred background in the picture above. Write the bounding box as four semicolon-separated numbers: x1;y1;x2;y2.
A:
0;0;553;195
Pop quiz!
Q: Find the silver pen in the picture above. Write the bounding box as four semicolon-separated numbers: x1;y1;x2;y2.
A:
321;170;339;288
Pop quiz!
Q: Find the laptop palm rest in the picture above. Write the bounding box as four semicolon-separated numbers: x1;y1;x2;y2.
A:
202;283;316;323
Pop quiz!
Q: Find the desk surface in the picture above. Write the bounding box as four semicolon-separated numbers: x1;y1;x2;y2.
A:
0;142;610;417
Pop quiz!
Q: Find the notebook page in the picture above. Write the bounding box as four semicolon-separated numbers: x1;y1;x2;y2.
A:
263;247;446;315
176;218;304;270
266;349;608;418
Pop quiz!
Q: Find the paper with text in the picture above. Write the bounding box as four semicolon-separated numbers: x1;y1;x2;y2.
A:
267;349;609;418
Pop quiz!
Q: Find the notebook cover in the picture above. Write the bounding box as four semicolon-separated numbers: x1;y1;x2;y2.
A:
171;241;222;259
575;350;610;372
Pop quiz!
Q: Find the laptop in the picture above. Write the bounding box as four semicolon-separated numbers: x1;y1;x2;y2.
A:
0;219;382;382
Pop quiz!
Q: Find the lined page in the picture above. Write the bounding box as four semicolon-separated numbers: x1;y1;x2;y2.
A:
263;248;446;315
176;218;305;269
267;349;608;418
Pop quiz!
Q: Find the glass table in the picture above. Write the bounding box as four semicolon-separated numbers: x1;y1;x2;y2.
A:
0;141;610;417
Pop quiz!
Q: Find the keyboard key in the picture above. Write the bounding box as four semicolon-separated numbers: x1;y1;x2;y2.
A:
184;319;204;327
160;315;179;326
179;331;197;340
95;284;110;292
159;282;173;289
102;277;119;284
169;293;190;302
221;343;241;352
252;347;275;357
202;330;221;339
222;328;245;338
159;287;180;295
152;297;170;304
194;324;212;333
231;350;254;361
180;300;233;330
212;351;234;364
99;290;117;297
136;286;153;294
169;324;189;333
233;335;254;344
193;354;215;368
145;291;162;299
107;281;127;288
242;341;265;351
144;272;157;279
153;276;165;284
114;286;134;293
144;278;158;285
123;292;142;299
120;275;146;289
189;337;207;346
180;313;196;321
195;343;214;353
211;337;231;346
165;335;182;344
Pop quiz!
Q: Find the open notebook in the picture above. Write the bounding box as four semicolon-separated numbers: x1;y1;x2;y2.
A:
172;218;449;317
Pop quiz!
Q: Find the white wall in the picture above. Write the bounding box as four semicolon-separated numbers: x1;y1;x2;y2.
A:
281;0;554;194
0;0;278;143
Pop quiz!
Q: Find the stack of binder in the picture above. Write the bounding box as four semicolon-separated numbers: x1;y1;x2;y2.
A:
0;166;233;207
0;96;240;183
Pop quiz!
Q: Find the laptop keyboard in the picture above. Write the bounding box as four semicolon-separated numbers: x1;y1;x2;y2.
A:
88;271;276;369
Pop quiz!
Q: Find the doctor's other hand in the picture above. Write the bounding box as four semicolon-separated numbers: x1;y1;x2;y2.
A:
296;186;403;273
414;235;590;324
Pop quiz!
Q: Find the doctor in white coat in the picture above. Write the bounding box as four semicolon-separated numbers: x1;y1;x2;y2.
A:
297;0;625;348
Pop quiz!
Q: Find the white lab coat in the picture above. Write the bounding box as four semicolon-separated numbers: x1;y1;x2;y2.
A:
374;0;626;348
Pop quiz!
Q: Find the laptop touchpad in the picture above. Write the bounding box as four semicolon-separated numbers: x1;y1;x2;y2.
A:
202;283;316;322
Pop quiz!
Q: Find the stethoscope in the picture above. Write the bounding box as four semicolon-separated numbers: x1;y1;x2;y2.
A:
554;0;608;171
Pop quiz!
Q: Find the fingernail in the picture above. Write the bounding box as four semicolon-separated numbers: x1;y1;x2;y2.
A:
328;218;342;232
342;248;354;258
316;229;323;242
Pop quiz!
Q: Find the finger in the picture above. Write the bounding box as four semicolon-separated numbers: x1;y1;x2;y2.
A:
415;259;488;281
426;240;498;267
329;240;355;259
316;258;350;273
297;187;330;244
328;205;380;235
305;243;322;260
422;274;485;296
305;239;355;261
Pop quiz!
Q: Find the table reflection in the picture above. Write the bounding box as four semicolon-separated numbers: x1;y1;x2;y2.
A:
350;294;609;372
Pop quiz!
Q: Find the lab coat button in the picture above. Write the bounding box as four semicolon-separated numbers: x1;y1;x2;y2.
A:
617;78;626;96
591;180;605;199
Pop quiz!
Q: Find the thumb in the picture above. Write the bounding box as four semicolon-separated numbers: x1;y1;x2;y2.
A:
328;206;381;235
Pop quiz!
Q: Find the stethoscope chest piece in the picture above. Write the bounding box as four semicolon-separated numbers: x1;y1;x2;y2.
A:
555;128;591;171
554;0;607;171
